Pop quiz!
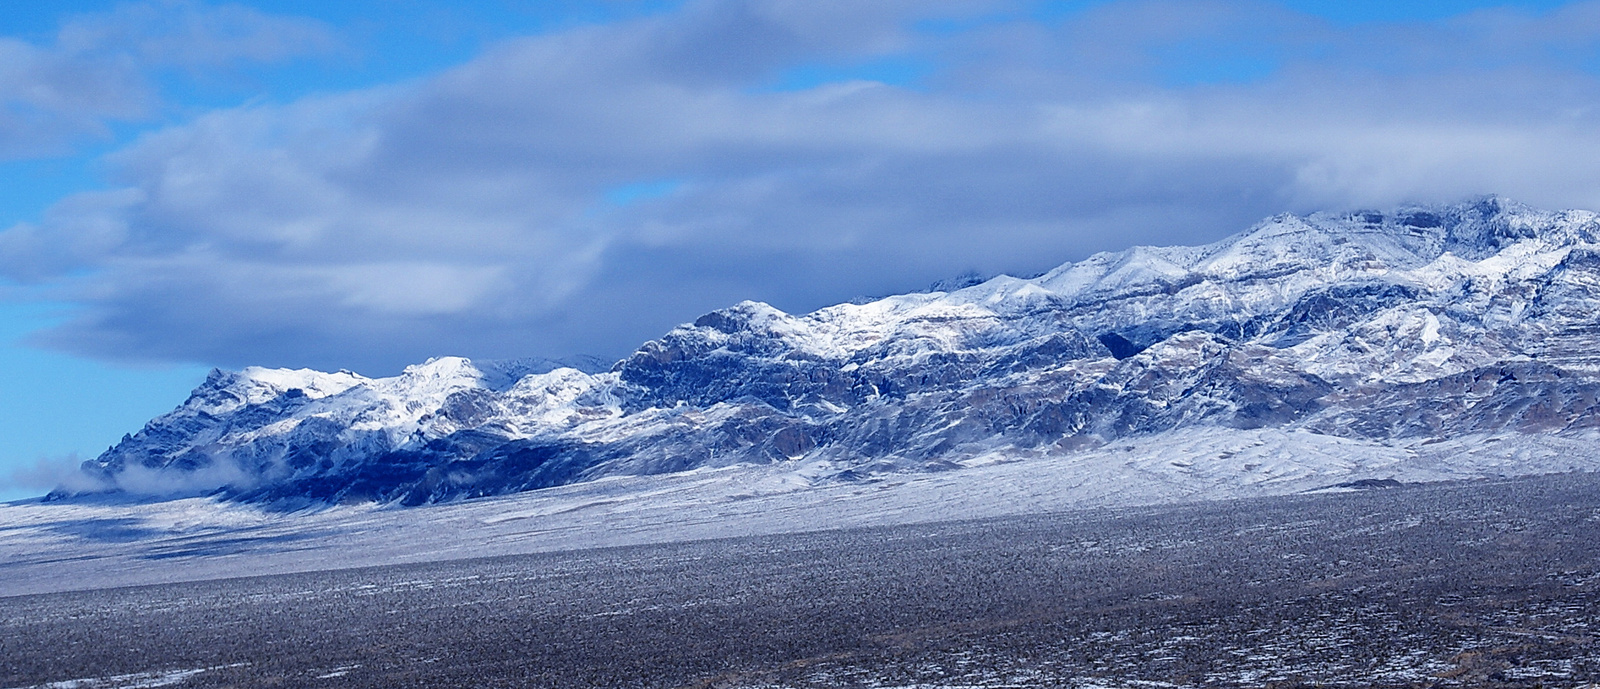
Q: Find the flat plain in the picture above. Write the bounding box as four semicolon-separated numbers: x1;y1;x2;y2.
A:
5;473;1600;688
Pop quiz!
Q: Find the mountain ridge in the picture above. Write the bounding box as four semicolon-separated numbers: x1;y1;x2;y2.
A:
59;196;1600;506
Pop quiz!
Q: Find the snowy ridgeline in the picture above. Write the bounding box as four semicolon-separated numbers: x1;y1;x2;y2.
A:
59;196;1600;506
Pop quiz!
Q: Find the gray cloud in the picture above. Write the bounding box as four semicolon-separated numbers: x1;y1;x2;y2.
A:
9;0;1600;373
0;0;334;160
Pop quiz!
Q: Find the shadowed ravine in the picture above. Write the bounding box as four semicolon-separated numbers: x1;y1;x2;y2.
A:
5;472;1600;688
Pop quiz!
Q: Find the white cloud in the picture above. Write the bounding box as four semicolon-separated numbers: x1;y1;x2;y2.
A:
8;0;1600;373
0;0;335;160
57;0;336;68
0;37;149;158
1;454;102;497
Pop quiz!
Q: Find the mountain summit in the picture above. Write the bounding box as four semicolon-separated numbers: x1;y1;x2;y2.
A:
66;197;1600;505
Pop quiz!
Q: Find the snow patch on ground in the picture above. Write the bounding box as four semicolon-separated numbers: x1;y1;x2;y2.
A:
2;664;247;689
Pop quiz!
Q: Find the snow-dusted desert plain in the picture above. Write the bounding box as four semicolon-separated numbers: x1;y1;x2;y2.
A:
5;473;1600;687
3;425;1600;598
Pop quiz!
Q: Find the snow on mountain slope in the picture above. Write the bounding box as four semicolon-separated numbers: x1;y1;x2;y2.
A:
58;196;1600;506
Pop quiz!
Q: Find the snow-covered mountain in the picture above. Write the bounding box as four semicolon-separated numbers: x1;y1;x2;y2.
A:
65;197;1600;505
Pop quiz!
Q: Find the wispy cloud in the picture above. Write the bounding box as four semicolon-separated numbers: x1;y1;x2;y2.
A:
0;0;335;160
6;0;1600;373
1;454;98;498
57;0;337;68
0;450;262;499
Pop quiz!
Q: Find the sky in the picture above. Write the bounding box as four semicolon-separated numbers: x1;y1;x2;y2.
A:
1;0;1598;499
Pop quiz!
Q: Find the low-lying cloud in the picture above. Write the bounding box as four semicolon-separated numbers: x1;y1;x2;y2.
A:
7;0;1600;373
1;454;101;499
1;451;260;500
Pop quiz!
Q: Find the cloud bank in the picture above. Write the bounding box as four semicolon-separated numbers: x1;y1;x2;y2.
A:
6;0;1600;373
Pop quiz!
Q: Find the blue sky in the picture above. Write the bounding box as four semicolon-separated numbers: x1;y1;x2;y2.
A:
1;0;1598;499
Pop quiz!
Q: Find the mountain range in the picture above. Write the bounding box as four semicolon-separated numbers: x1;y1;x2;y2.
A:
62;196;1600;506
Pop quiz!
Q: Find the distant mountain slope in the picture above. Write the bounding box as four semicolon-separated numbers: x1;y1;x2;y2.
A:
64;197;1600;505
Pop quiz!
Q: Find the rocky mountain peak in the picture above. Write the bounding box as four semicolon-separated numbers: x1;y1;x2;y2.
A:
59;198;1600;505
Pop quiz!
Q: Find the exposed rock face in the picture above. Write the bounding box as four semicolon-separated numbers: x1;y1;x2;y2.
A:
69;197;1600;504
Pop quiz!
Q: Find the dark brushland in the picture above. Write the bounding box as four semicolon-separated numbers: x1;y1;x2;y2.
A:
6;472;1600;688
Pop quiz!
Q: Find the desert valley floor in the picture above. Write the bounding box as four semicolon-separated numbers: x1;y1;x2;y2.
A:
5;471;1600;688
